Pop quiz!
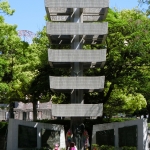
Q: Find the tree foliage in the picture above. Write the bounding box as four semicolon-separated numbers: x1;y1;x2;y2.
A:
0;1;23;102
1;1;150;119
103;9;150;116
84;8;150;116
0;0;14;15
26;28;70;103
36;9;149;117
139;0;150;15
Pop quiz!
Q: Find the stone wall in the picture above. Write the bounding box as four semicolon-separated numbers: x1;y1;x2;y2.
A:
7;119;66;150
92;119;149;150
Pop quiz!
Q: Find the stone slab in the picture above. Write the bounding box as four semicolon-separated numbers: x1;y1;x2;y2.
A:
46;22;108;35
48;49;106;63
83;8;108;14
48;38;104;45
48;8;72;14
118;125;137;147
50;15;105;22
96;129;115;146
52;104;103;117
18;125;37;148
45;0;109;8
50;76;105;90
48;34;106;45
47;8;107;14
50;15;70;21
47;7;108;22
46;8;108;21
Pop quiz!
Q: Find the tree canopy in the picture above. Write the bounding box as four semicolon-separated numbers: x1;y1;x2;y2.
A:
84;8;150;117
1;0;150;119
103;8;150;116
0;0;14;15
25;8;150;118
0;0;20;102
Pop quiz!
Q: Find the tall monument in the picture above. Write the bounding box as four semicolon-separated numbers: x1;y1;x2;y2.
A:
44;0;109;149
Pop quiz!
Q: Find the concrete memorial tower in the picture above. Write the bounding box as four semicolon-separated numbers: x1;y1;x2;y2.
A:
44;0;109;149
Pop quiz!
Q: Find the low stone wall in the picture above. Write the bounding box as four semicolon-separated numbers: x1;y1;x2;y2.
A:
7;119;66;150
92;119;149;150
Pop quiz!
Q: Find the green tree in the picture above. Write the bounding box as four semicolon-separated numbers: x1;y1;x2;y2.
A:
17;28;50;120
26;9;150;119
0;0;18;104
84;9;149;117
25;28;71;120
6;8;149;120
0;1;54;120
103;9;150;117
39;9;149;118
0;0;31;117
0;0;14;15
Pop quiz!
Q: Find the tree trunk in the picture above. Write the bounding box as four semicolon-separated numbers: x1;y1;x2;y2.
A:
33;100;37;121
9;102;14;118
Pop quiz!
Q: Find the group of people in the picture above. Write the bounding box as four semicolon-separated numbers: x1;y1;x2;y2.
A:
54;123;90;150
66;123;90;150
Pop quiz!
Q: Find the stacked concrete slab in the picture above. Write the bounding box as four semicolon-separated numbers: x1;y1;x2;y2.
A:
44;0;109;117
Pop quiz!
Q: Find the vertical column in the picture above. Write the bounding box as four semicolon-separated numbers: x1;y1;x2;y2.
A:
138;120;144;150
37;127;41;149
20;111;23;120
70;8;85;150
71;8;84;104
114;125;119;148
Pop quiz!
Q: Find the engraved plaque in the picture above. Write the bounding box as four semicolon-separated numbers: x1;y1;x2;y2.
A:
119;125;137;147
18;125;37;148
96;129;115;146
41;129;60;149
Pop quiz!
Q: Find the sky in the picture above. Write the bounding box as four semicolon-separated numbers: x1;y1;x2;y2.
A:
4;0;145;34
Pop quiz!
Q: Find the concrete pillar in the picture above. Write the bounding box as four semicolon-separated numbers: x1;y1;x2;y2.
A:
70;8;85;150
19;111;23;120
37;127;41;149
71;8;84;104
114;124;119;148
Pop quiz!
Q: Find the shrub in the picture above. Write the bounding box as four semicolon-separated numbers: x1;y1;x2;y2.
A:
0;121;8;134
92;145;136;150
121;146;136;150
100;145;118;150
92;144;100;150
